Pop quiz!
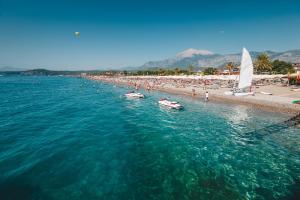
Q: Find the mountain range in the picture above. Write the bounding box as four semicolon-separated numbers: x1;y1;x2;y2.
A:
1;49;300;72
0;66;25;71
139;48;300;70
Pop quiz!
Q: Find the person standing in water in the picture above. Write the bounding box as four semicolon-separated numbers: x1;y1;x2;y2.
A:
205;91;209;101
192;89;196;96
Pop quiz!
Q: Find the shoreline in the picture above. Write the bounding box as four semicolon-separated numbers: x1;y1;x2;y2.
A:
152;85;300;115
86;75;300;115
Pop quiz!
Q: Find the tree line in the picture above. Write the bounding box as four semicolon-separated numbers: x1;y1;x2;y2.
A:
223;53;295;75
253;53;295;74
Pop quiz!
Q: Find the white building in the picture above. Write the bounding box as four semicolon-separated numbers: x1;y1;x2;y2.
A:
292;63;300;72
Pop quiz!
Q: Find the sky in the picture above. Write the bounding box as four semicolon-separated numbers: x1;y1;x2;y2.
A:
1;0;300;70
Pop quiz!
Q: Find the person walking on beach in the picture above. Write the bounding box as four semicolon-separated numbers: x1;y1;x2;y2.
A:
192;89;196;96
205;91;209;102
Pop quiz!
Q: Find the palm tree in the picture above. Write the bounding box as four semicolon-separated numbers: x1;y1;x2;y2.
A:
225;62;234;75
174;67;180;75
254;53;273;73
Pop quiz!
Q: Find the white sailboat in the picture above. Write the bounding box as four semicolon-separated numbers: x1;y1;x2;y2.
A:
225;48;254;96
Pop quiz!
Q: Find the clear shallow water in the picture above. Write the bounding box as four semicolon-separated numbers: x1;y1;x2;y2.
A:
0;76;299;200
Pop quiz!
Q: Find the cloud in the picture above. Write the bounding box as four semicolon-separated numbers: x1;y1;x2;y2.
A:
176;48;214;58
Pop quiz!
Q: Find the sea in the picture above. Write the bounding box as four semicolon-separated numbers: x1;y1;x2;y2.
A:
0;76;299;200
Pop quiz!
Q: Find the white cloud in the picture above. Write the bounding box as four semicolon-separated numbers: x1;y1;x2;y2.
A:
176;48;214;58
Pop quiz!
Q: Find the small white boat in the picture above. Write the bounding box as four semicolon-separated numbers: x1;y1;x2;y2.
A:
125;91;144;98
260;91;273;95
224;91;254;96
234;92;254;96
158;98;183;109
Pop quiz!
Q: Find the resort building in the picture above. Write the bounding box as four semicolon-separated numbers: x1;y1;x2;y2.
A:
292;63;300;72
220;67;240;75
221;69;230;75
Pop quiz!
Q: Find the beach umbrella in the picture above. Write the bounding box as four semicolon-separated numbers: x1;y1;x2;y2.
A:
292;100;300;104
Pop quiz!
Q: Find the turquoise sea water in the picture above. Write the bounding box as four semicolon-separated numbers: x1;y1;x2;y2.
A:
0;76;299;200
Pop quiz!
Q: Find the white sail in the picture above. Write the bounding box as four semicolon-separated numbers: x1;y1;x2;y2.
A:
238;48;253;89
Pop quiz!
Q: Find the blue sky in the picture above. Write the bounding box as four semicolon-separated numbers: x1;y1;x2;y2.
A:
1;0;300;70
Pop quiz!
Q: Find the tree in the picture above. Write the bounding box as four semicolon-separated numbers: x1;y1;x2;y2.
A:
203;67;217;75
225;62;235;75
272;60;295;74
254;53;272;73
174;67;180;75
187;65;195;75
158;68;165;75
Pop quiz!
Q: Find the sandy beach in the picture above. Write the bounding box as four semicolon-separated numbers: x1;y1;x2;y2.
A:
86;75;300;114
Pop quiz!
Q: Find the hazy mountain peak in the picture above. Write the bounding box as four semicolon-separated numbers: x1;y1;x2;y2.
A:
176;48;214;58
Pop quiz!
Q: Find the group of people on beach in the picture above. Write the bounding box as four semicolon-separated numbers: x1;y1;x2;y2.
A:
88;75;211;101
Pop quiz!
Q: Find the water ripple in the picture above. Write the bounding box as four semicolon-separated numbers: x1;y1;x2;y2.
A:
0;76;299;200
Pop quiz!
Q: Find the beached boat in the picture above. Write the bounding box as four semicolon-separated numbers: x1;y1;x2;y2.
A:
291;88;300;92
158;98;183;109
260;91;273;95
125;91;144;98
225;48;254;96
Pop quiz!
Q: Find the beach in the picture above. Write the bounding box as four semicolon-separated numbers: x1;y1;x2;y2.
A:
86;75;300;114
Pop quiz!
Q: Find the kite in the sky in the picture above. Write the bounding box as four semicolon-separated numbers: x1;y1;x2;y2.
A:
74;32;80;37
